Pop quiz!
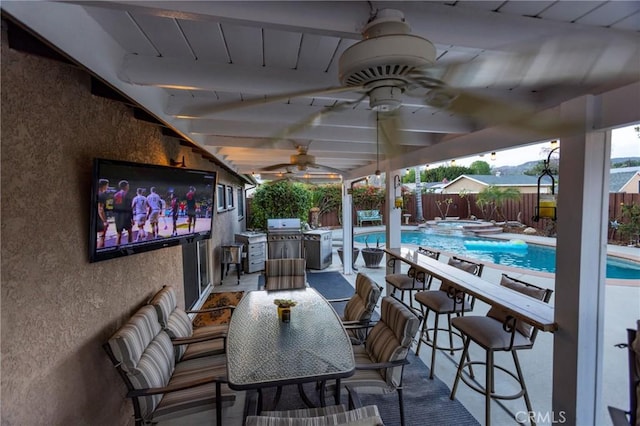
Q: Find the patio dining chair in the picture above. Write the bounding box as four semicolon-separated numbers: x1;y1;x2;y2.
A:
413;256;484;379
104;305;235;426
449;274;553;426
149;285;235;361
263;258;307;290
327;272;383;344
332;296;420;426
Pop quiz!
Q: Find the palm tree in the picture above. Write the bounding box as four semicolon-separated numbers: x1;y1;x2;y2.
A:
414;166;424;222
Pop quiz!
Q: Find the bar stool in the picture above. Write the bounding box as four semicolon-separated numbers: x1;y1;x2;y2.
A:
413;256;484;379
385;247;440;310
221;243;243;285
449;274;553;426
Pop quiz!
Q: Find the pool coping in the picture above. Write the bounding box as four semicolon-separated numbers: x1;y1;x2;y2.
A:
349;225;640;287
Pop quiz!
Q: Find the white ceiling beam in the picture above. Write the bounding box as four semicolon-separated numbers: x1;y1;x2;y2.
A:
119;54;339;93
74;1;637;48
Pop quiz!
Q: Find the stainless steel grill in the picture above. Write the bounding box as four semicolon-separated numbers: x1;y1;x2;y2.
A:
267;219;303;259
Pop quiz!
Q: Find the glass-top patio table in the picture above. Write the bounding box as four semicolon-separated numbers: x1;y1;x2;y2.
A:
227;287;355;412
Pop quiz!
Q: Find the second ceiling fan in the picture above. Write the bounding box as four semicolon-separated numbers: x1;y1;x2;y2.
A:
261;144;344;174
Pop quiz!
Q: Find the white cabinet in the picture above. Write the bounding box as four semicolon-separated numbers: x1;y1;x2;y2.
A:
235;232;266;273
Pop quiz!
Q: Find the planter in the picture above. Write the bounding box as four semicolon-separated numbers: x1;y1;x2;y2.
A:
361;248;384;268
337;247;360;266
277;306;291;322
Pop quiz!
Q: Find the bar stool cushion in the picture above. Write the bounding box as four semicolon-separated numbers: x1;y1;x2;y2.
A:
486;275;548;338
414;290;472;314
385;268;417;290
451;316;533;350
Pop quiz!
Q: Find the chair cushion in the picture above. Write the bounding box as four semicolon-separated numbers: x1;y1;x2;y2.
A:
344;273;381;323
486;275;549;338
107;305;176;419
261;405;347;418
447;257;481;275
245;405;383;426
451;316;533;350
265;259;307;290
151;353;235;422
180;337;226;361
149;286;178;329
385;269;418;291
414;289;472;314
108;305;165;373
439;257;482;292
365;297;419;387
149;286;195;360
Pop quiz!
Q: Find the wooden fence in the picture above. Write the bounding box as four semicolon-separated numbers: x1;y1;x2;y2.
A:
247;193;639;242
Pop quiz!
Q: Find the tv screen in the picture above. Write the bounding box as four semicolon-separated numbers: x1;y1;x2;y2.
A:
89;158;217;262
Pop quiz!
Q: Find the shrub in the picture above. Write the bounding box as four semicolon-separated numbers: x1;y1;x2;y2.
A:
250;181;312;230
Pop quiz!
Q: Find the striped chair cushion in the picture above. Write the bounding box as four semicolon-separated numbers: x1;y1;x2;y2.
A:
149;286;178;329
261;405;347;418
245;405;383;426
365;297;419;388
108;305;176;419
265;259;307;290
344;273;381;342
151;353;235;422
149;286;195;360
344;273;381;323
108;305;165;373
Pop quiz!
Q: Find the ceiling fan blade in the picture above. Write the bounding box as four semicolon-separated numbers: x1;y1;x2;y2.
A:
269;92;367;142
188;86;362;116
377;110;405;159
428;34;640;91
307;163;345;174
261;163;296;171
428;87;580;136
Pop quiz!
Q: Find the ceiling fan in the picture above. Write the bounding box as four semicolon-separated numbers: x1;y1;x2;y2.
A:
262;167;340;185
201;8;638;146
261;144;344;174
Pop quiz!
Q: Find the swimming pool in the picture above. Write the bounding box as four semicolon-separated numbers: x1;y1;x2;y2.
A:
354;230;640;280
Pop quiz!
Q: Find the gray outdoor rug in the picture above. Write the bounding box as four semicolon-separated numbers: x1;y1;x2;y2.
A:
247;271;480;426
245;352;479;426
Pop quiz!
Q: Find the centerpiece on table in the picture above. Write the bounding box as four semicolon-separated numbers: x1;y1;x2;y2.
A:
273;299;297;322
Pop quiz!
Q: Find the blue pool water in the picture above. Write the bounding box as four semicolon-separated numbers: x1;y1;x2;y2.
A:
354;230;640;280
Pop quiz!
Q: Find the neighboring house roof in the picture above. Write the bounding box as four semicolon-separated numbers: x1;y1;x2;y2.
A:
609;167;640;192
444;174;552;188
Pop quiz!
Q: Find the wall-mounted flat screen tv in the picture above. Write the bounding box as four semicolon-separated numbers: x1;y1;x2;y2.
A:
89;158;217;262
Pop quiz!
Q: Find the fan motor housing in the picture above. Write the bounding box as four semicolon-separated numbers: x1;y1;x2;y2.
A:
339;34;436;87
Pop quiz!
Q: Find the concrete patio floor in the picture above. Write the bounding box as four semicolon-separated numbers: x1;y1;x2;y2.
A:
163;225;639;426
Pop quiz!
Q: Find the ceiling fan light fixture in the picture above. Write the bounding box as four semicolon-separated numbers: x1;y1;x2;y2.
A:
369;84;403;111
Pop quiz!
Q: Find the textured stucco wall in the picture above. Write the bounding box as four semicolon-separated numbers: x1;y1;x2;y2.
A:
1;29;242;425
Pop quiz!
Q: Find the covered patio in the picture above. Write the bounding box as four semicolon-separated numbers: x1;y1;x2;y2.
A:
1;2;639;425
